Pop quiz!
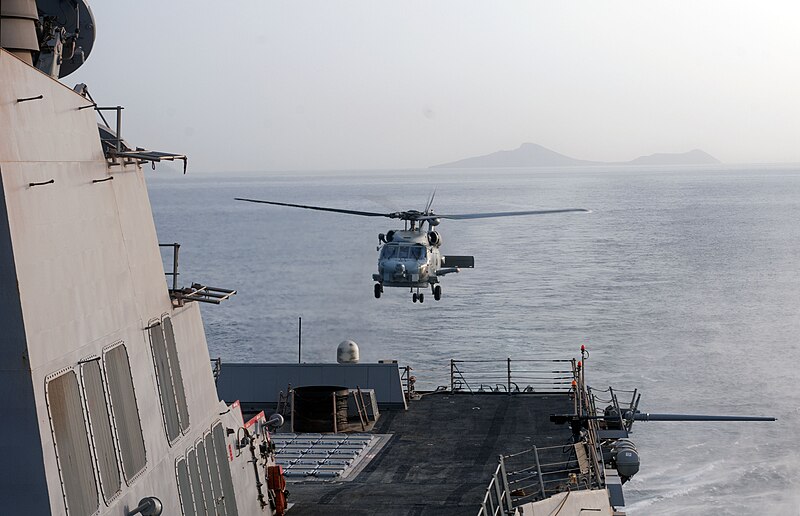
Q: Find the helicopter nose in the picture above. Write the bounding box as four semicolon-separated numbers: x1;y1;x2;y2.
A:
394;263;406;275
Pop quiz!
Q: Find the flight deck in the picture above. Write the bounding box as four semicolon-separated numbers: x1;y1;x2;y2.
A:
280;392;575;516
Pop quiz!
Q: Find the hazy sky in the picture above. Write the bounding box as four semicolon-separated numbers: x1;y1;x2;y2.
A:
70;1;800;172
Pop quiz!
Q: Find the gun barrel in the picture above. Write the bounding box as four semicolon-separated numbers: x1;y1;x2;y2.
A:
628;412;776;422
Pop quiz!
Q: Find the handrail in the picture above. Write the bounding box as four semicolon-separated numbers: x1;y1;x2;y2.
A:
401;365;416;400
473;347;622;514
476;458;514;516
450;360;473;393
159;243;235;306
450;358;575;393
210;358;221;383
478;440;604;514
159;243;180;291
579;357;606;489
450;359;574;363
474;350;612;513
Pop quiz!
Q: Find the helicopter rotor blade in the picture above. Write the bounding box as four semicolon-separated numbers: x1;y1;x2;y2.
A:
423;208;590;220
236;198;590;222
423;189;437;214
235;198;392;218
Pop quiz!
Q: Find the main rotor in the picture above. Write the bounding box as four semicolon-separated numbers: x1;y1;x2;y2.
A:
235;195;591;302
234;198;589;231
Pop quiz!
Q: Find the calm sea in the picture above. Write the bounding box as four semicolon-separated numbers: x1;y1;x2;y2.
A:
148;165;800;515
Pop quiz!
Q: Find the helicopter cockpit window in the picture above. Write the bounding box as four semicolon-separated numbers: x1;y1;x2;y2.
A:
381;245;399;259
381;244;426;260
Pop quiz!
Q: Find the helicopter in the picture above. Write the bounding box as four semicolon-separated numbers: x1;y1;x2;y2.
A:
235;195;588;302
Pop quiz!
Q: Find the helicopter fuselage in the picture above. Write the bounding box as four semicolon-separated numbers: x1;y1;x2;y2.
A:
373;230;442;288
371;228;473;302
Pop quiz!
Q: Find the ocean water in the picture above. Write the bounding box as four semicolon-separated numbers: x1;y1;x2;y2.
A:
148;165;800;515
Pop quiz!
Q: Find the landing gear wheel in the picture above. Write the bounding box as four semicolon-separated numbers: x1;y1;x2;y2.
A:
374;283;382;299
419;293;424;303
412;293;418;303
433;285;442;301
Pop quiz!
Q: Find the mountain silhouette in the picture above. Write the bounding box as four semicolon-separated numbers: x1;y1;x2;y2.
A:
432;143;720;168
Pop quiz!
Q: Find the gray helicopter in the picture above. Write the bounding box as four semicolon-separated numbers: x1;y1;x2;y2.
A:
235;195;588;302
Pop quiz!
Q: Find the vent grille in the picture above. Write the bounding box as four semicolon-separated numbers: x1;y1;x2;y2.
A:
104;344;146;481
47;370;99;516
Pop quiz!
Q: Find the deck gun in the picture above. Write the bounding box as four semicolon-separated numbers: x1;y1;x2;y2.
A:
549;409;776;427
550;390;776;484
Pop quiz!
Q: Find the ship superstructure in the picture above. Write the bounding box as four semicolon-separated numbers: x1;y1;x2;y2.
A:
0;1;286;514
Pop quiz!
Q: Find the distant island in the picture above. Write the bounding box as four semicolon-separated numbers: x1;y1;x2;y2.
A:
431;143;720;168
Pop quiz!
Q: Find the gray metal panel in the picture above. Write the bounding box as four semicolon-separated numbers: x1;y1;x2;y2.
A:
104;345;146;481
164;316;190;433
81;360;121;501
187;448;208;516
0;0;39;64
149;323;180;441
216;363;406;407
604;468;625;508
212;423;238;516
196;441;216;516
47;371;99;516
176;457;197;516
0;170;50;514
204;432;226;516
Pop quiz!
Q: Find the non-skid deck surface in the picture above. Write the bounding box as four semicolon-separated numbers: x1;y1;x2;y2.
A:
285;391;574;516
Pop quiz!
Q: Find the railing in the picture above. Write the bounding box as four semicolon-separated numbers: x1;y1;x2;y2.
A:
575;356;605;489
449;358;576;394
478;458;513;516
401;365;416;401
160;243;236;305
210;358;222;383
475;348;611;515
160;243;181;291
94;105;125;155
89;101;187;171
477;442;602;516
590;386;640;434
